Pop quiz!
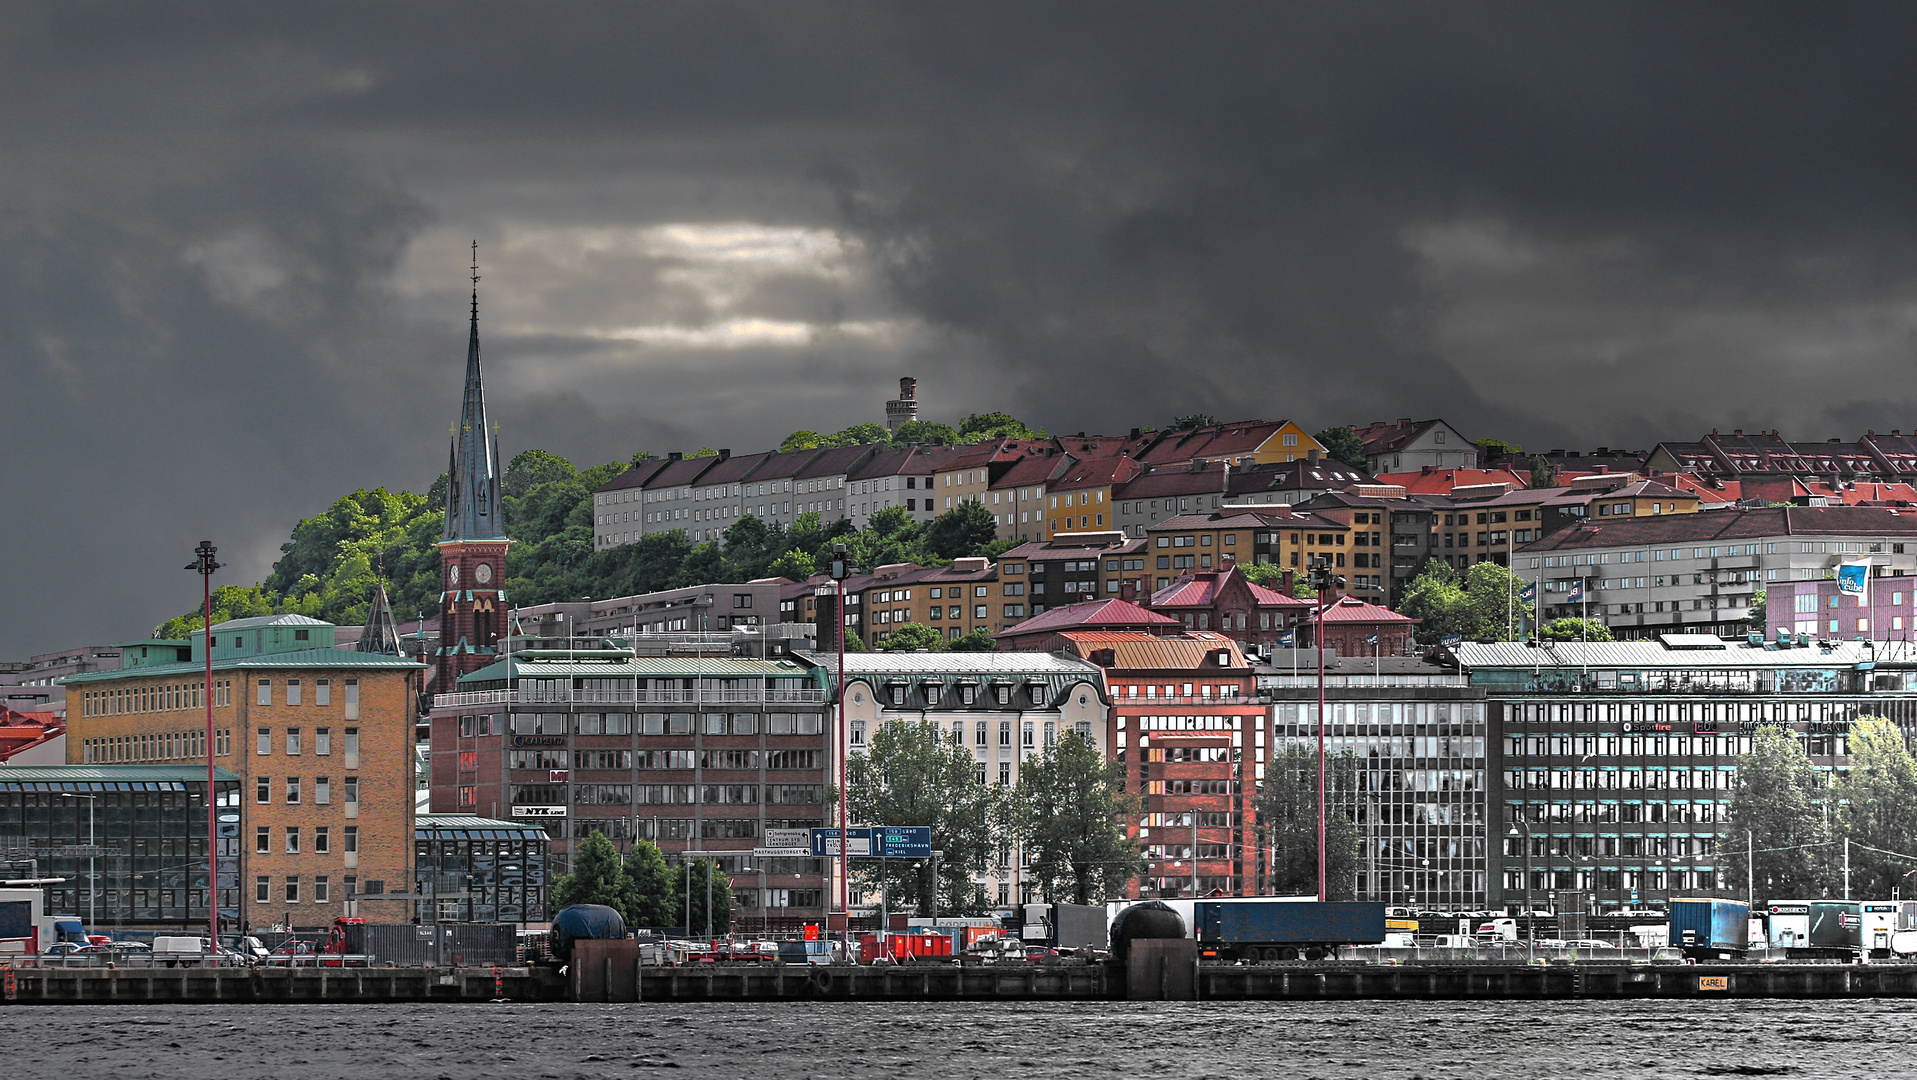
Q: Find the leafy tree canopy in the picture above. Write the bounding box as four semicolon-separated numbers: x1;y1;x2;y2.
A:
877;622;944;652
1013;733;1143;904
957;411;1045;443
848;720;1005;915
947;628;998;652
1397;561;1533;644
1255;748;1362;901
1721;726;1833;900
1312;426;1368;469
1539;617;1613;642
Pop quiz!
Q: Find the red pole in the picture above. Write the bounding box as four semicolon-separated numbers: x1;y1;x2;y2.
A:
1315;583;1327;903
836;582;849;958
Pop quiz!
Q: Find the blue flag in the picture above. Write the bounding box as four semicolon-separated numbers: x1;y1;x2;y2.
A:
1277;631;1295;647
1440;633;1464;648
1838;563;1869;596
1365;632;1379;646
1568;580;1584;603
1519;582;1538;603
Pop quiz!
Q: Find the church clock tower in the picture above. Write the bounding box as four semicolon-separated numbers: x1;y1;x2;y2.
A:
436;243;510;694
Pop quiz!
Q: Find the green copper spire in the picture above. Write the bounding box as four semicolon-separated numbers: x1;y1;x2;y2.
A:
445;241;505;542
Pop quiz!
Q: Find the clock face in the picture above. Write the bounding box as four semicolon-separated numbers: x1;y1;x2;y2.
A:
448;564;460;586
474;562;493;584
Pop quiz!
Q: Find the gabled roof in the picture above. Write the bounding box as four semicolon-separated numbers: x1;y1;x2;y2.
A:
990;452;1070;489
1150;509;1297;532
795;443;882;478
1357;418;1468;456
1307;595;1419;624
1149;568;1312;609
741;447;829;483
999;534;1145;560
643;454;724;489
1048;455;1144;492
1113;460;1230;500
694;450;774;486
1136;420;1298;465
1227;458;1372;495
847;445;965;480
1056;630;1253;672
594;457;673;494
997;598;1179;638
1522;506;1917;552
1372;468;1529;494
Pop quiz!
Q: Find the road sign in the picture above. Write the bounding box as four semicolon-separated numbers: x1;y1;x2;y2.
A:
810;828;872;857
874;826;932;858
764;828;811;850
752;847;812;858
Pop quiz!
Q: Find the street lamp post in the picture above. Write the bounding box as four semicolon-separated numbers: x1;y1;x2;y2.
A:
826;545;851;959
186;540;222;947
1508;821;1532;962
60;793;96;928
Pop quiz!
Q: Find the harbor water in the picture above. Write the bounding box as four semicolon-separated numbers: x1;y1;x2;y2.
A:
3;999;1911;1078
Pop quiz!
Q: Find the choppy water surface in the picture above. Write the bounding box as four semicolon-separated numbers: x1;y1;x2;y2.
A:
3;999;1911;1079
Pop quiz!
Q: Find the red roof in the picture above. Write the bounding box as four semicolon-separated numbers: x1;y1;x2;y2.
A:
1149;568;1313;609
1373;468;1529;494
0;708;64;763
997;598;1179;637
1307;595;1419;624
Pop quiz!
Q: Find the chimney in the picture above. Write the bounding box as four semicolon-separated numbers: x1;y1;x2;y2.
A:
717;448;731;461
1219;552;1236;570
1281;569;1296;597
1120;578;1137;602
668;451;684;461
1307;449;1320;462
1397;418;1411;426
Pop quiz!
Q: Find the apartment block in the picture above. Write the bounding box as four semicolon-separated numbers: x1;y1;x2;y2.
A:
1132;420;1325;467
1356;418;1479;474
815;651;1108;909
999;532;1151;617
1517;506;1917;639
429;642;831;929
64;614;422;932
846;446;958;531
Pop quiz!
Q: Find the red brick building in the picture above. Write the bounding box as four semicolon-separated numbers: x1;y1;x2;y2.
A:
993;598;1181;653
1055;632;1264;898
1299;595;1420;655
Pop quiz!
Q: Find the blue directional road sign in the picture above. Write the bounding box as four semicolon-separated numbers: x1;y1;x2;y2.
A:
874;826;932;858
810;827;872;857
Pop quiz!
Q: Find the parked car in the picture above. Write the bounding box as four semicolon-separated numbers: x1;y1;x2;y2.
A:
1024;946;1058;960
42;942;86;956
110;940;152;952
1566;939;1618;949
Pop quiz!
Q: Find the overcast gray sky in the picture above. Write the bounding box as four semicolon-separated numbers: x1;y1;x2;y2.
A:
8;3;1917;657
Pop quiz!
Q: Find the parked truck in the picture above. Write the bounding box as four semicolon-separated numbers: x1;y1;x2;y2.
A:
0;888;88;956
1858;901;1917;958
1193;899;1386;961
1668;898;1749;960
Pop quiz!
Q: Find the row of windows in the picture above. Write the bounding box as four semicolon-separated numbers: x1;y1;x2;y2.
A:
1533;541;1909;569
254;874;354;904
255;776;358;805
518;748;824;771
82;730;223;763
511;783;825;806
250;678;359;711
81;681;229;717
254;824;357;854
256;726;358;757
503;712;826;737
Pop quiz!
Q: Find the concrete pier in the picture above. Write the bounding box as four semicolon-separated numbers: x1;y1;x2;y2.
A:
7;960;1917;1005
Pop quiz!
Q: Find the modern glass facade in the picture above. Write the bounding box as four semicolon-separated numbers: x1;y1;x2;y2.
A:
1270;693;1491;910
0;766;241;931
414;814;550;924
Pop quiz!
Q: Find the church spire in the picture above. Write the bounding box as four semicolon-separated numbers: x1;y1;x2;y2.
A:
445;241;505;542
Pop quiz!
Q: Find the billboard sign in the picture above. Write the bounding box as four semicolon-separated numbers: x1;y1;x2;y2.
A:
511;805;568;818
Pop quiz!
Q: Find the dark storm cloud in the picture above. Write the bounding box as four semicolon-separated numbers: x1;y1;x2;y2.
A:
8;2;1917;654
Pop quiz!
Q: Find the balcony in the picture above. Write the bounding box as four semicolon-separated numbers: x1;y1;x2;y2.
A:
433;687;828;710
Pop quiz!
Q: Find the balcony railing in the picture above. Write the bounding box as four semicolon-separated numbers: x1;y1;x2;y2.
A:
433;687;827;710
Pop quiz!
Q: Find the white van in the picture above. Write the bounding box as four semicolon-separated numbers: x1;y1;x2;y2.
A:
152;936;208;967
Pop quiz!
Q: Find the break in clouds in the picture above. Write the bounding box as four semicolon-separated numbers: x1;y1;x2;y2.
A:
7;2;1917;654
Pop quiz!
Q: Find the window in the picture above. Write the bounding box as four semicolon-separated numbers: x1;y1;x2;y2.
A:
344;826;358;854
256;776;271;804
286;728;301;755
285;826;301;854
315;679;331;706
257;680;272;706
255;826;270;854
256;876;271;903
343;680;360;719
1022;721;1035;747
343;728;360;761
314;876;329;904
344;776;358;806
285;877;300;903
850;721;866;746
285;776;300;804
315;727;331;755
315;777;330;804
285;679;301;706
257;727;271;755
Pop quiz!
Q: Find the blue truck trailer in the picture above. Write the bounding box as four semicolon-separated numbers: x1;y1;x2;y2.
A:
1193;899;1386;962
1668;898;1749;959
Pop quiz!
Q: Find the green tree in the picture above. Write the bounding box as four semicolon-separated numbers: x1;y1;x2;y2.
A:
551;831;629;911
1313;426;1368;469
1012;733;1144;904
671;859;732;935
687;447;720;458
1748;589;1768;629
1170;413;1217;430
779;430;824;452
922;500;998;560
1539;617;1613;641
1239;562;1286;588
877;622;945;651
1529;455;1559;488
1255;748;1362;900
619;840;676;928
847;720;1004;915
947;628;998;652
822;423;890;448
767;549;817;581
1720;726;1832;900
1397;562;1467;645
503;448;577;499
153;583;282;639
891;420;959;446
957;411;1045;443
1837;718;1917;899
